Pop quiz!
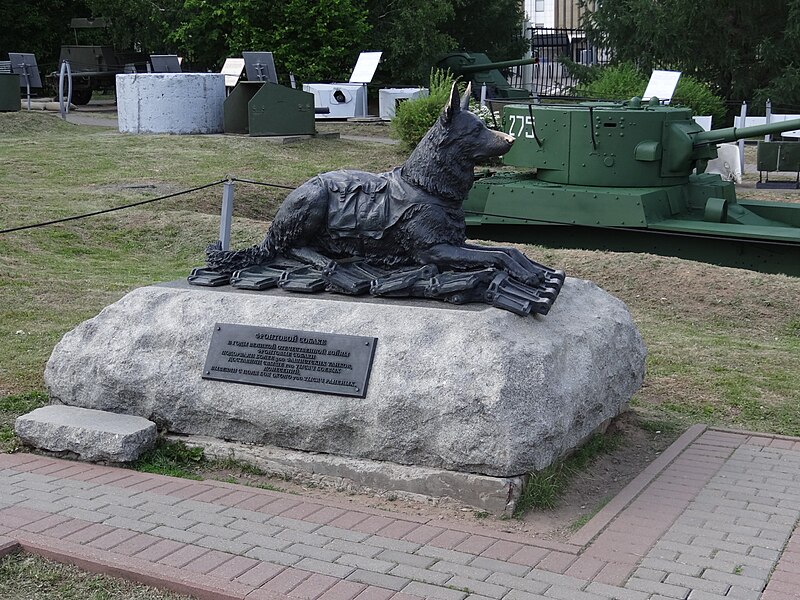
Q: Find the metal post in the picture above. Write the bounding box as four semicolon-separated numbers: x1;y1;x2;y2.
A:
58;60;73;120
766;98;772;142
361;83;368;117
738;101;747;173
480;83;487;108
219;180;234;251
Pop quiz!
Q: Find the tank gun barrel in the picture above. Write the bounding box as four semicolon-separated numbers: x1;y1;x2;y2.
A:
693;118;800;146
451;57;538;73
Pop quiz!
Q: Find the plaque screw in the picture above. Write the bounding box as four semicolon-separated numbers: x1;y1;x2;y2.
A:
205;371;210;374
365;341;369;346
216;326;221;331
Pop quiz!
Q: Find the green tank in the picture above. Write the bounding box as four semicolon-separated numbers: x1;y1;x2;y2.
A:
435;52;537;99
465;97;800;275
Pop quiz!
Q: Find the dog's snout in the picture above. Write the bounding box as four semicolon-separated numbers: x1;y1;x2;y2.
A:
499;131;515;145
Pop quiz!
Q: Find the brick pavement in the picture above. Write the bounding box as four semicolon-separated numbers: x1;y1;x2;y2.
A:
2;426;800;599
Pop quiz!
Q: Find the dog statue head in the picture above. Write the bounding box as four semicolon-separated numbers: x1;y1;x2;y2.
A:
401;83;515;203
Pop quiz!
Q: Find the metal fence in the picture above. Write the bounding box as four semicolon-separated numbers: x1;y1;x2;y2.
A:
506;27;610;98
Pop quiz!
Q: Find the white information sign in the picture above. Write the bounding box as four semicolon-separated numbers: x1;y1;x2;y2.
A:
221;58;245;88
643;70;681;104
349;52;382;84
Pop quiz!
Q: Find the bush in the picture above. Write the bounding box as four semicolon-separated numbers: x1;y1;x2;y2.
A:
577;63;647;102
577;63;727;126
390;69;456;150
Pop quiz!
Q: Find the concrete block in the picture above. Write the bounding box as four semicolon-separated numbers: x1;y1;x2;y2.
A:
14;406;156;462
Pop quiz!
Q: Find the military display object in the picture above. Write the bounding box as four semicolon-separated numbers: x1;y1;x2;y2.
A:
465;97;800;275
191;83;564;317
435;52;536;99
52;18;149;105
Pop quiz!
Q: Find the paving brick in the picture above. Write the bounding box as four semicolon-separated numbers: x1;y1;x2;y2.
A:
401;581;467;600
132;537;184;562
347;568;410;591
354;586;395;600
363;535;420;554
416;545;475;565
158;543;209;568
535;552;577;574
304;507;348;526
320;580;367;600
389;563;451;585
543;585;607;600
564;556;606;580
220;506;271;523
238;530;293;551
428;529;470;550
486;573;549;596
245;546;301;566
184;548;234;574
186;521;242;540
592;562;635;587
271;516;326;534
328;511;371;531
180;509;235;526
325;538;382;559
286;542;341;562
640;558;703;577
664;573;729;595
234;561;285;587
0;506;51;529
402;524;445;545
480;540;524;561
626;576;690;598
317;525;370;543
87;528;139;550
508;546;550;568
148;525;203;544
585;582;648;600
280;502;326;521
260;566;312;594
469;555;530;578
296;557;355;579
102;515;157;533
64;522;115;544
430;560;491;581
337;553;395;574
110;532;160;557
447;575;507;598
701;568;764;591
194;534;254;555
142;513;198;530
376;520;420;540
524;569;587;590
228;517;283;537
289;572;339;599
502;590;549;600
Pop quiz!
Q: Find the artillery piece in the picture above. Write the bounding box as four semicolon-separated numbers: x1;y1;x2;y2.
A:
465;97;800;275
435;52;536;99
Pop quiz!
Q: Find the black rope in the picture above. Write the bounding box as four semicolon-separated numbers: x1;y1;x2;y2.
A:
0;179;226;235
230;177;296;191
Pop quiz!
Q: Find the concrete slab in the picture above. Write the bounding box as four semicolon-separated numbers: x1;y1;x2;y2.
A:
14;405;157;462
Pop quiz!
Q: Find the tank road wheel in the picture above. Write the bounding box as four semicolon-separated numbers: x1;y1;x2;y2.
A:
71;88;93;105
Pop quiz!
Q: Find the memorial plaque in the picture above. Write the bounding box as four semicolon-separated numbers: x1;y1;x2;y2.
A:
202;323;377;398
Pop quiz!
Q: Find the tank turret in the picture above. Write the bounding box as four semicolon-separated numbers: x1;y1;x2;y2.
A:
501;97;800;187
435;52;537;99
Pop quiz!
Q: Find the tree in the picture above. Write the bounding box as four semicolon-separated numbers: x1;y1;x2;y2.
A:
84;0;180;55
0;0;88;71
169;0;370;80
579;0;795;105
366;0;456;84
443;0;528;61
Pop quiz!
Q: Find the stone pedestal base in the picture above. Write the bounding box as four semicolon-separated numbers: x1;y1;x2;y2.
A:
45;279;645;478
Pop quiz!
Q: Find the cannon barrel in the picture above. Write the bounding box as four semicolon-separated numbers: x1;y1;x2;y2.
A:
693;118;800;146
449;57;538;74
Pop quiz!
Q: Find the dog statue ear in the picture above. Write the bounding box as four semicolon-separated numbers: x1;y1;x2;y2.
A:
460;83;472;110
442;82;461;123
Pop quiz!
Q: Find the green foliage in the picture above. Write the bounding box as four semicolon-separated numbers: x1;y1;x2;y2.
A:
576;63;647;102
0;0;85;70
443;0;528;63
514;433;622;515
366;0;455;84
673;76;727;125
579;0;799;104
390;69;456;149
169;0;370;78
84;0;178;55
134;439;205;479
576;63;726;125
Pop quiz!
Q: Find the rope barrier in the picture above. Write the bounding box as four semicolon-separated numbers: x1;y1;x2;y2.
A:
0;179;227;235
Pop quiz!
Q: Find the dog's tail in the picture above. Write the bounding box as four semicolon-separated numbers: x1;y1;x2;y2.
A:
205;237;276;275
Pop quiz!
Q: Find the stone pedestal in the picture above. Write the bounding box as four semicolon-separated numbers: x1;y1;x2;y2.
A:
45;279;645;480
116;73;225;134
